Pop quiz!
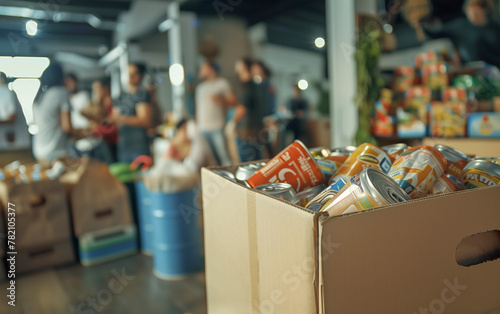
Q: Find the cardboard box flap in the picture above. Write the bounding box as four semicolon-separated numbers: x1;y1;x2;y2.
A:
319;185;500;314
202;168;318;314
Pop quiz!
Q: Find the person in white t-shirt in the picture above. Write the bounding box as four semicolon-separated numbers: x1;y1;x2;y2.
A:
33;62;73;161
195;61;235;165
65;73;91;129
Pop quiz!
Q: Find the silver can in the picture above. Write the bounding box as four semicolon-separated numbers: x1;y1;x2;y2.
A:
213;169;237;182
472;157;500;165
434;144;469;163
235;162;266;187
255;183;298;203
381;143;409;155
296;184;327;207
331;146;357;155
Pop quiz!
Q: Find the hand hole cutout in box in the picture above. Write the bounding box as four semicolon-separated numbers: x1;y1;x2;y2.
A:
456;230;500;267
29;194;46;208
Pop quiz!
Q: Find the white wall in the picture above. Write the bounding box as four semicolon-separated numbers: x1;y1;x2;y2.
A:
261;44;325;111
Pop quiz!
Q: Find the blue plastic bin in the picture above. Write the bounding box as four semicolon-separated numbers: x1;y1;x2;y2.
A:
150;188;204;280
134;180;154;255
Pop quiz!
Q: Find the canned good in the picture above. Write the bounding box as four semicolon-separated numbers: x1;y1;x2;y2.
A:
297;184;327;207
309;147;331;159
434;144;469;180
235;162;266;187
315;159;340;182
472;157;500;165
305;184;341;213
331;146;357;155
388;146;447;199
310;168;410;216
461;160;500;189
445;173;466;190
430;174;457;195
328;143;392;191
255;183;298;203
213;169;237;182
394;66;416;93
247;140;324;193
381;143;409;155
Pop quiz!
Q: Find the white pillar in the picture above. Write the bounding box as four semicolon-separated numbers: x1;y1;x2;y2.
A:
168;0;185;119
326;0;357;148
119;41;129;92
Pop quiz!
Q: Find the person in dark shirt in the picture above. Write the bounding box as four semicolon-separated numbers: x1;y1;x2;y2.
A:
285;85;309;144
232;57;264;162
109;63;153;163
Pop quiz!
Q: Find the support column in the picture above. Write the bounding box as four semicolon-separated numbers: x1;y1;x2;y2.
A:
168;0;185;119
326;0;357;148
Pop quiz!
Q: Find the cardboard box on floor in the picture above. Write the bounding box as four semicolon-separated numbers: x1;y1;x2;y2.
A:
202;165;500;314
0;180;72;248
59;157;133;236
15;238;76;274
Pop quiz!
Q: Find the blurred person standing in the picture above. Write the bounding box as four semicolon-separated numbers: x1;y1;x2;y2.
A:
109;63;153;163
229;57;264;162
284;85;309;145
32;62;73;161
65;73;91;130
252;60;277;157
195;61;233;165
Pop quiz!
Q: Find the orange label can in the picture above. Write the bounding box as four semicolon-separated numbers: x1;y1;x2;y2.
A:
430;174;457;195
388;146;447;199
247;140;324;193
328;143;392;190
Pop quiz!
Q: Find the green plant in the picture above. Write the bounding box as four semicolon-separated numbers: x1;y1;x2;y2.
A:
354;29;385;145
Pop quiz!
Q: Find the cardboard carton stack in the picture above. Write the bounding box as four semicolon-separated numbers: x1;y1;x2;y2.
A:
0;180;75;274
60;157;137;266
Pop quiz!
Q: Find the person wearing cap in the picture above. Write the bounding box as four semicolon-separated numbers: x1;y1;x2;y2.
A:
195;60;234;166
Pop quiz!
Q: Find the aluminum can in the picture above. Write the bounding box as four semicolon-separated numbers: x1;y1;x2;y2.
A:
325;152;349;167
310;168;409;216
434;144;469;181
235;162;266;187
247;140;324;193
388;146;447;199
309;147;331;159
472;157;500;165
297;184;327;208
460;160;500;189
213;169;237;182
255;183;298;203
331;146;357;155
315;159;340;182
328;143;392;191
381;143;409;155
430;174;457;195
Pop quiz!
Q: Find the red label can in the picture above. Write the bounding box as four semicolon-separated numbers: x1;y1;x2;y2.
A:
247;140;324;193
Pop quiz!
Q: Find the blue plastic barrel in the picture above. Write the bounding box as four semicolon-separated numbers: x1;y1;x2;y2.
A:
150;188;204;279
134;180;154;255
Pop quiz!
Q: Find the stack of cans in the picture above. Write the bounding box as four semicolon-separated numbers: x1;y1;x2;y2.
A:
213;140;500;216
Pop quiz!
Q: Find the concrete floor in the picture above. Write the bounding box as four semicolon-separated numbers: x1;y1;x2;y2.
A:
0;254;207;314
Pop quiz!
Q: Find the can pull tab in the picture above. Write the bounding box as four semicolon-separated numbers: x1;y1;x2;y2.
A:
456;230;500;267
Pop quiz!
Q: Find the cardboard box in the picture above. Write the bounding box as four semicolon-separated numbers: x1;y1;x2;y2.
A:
15;239;76;274
0;180;71;248
202;165;500;314
422;138;500;157
60;157;133;236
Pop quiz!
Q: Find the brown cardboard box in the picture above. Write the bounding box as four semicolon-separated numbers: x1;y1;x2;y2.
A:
0;180;71;248
202;166;500;314
59;157;132;236
15;239;76;274
422;138;500;157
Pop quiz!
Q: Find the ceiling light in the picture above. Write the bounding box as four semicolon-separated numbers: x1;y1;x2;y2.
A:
314;37;325;48
298;79;309;90
26;20;38;36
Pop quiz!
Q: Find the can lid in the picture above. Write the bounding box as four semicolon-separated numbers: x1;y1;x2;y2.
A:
361;168;410;205
434;144;468;162
463;160;500;178
255;183;293;192
331;145;357;154
235;163;265;181
213;169;236;182
381;143;408;152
